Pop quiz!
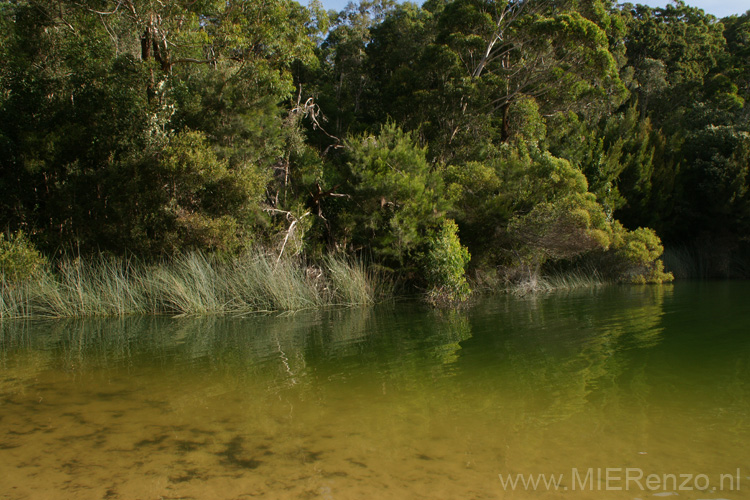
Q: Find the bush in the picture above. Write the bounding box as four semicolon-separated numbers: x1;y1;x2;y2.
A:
508;193;612;264
424;219;471;306
613;226;674;284
0;231;47;283
341;123;449;267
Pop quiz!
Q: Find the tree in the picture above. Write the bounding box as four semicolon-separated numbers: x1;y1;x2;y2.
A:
721;12;750;104
508;192;611;267
435;0;626;142
0;0;321;255
316;0;397;136
621;2;726;121
445;98;609;268
337;123;449;268
676;125;750;236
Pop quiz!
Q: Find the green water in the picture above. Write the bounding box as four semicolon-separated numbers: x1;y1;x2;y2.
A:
1;283;749;499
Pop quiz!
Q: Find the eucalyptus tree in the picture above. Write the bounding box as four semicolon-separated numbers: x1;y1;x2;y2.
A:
362;0;627;166
722;11;750;101
620;1;726;122
316;0;397;136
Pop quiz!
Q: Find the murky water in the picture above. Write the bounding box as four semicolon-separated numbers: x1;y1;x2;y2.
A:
1;282;749;499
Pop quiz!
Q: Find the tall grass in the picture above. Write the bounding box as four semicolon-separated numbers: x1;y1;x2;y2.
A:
542;266;606;290
662;246;711;280
0;250;388;320
662;243;750;279
500;264;607;296
325;255;390;305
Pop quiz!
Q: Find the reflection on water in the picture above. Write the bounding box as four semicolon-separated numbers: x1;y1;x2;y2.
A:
1;283;749;499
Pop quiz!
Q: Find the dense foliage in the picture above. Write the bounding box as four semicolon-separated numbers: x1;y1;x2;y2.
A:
2;0;748;304
0;230;47;283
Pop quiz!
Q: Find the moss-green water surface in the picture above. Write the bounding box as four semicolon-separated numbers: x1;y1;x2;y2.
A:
1;282;749;499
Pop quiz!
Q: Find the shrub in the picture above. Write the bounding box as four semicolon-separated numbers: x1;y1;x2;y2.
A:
0;231;47;283
424;219;471;306
341;123;449;267
508;193;612;264
613;226;674;284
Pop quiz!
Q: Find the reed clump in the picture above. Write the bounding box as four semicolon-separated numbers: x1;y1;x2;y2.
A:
541;266;606;290
488;263;608;296
662;243;750;279
0;250;388;319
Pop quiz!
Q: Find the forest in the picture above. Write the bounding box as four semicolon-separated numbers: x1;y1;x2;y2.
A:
1;0;749;308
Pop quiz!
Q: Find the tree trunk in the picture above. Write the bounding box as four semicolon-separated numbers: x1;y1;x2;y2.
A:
141;28;156;99
501;101;511;142
141;28;152;61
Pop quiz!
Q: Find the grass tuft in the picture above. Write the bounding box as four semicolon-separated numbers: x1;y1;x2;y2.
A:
0;250;387;320
503;265;607;296
324;255;382;306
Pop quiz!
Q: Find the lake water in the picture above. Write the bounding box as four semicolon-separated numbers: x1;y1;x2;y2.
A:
1;282;749;499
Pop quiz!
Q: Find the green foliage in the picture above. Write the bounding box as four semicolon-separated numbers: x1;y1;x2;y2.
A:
154;129;267;253
0;0;315;256
316;0;399;137
2;0;750;305
508;193;612;265
355;0;628;163
676;126;750;236
424;219;471;306
0;231;47;283
723;12;750;99
341;123;448;267
547;104;659;220
446;111;617;276
624;3;725;88
612;226;674;284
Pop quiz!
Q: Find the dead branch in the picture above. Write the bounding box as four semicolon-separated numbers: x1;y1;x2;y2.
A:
263;207;312;264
